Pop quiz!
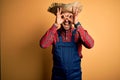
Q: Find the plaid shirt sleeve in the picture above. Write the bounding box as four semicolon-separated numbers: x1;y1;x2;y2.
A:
76;25;94;49
40;24;57;48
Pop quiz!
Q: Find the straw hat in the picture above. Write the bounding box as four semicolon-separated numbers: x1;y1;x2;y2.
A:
48;1;83;15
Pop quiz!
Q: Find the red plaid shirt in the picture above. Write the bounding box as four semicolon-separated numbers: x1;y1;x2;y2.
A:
40;24;94;58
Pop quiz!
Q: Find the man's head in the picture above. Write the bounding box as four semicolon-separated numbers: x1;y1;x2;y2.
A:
48;1;82;30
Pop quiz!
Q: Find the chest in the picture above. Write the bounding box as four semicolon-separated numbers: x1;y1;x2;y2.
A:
59;30;79;42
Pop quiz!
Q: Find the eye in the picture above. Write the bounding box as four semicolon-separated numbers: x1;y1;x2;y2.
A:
69;15;73;18
61;15;64;18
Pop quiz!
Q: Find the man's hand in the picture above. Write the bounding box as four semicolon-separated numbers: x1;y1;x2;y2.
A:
72;7;79;24
55;8;64;27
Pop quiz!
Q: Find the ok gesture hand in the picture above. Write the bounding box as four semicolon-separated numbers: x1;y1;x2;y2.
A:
72;7;79;24
55;8;64;26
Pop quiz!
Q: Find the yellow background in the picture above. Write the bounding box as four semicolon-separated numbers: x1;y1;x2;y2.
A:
1;0;120;80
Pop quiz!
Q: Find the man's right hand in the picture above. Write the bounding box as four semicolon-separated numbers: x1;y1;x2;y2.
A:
55;8;64;28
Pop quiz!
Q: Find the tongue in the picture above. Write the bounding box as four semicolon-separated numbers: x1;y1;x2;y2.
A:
65;22;69;25
64;20;71;25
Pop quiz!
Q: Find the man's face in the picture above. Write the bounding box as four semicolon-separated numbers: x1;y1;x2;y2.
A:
61;12;73;30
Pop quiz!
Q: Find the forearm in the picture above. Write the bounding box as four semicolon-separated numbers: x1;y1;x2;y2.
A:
40;24;57;48
75;22;94;48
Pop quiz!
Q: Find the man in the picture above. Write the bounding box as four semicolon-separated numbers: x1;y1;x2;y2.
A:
40;2;94;80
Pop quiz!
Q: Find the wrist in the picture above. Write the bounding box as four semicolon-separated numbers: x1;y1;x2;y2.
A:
74;22;81;28
74;21;79;24
54;23;60;28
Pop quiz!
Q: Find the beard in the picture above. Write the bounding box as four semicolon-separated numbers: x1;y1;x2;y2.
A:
61;20;72;30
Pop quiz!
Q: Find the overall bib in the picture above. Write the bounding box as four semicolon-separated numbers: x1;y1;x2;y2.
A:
52;30;82;80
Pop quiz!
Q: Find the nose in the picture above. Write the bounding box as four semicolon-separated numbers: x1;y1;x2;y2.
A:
64;16;69;21
65;15;69;19
65;19;68;22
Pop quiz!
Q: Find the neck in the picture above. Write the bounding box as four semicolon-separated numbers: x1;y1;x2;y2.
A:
61;25;71;31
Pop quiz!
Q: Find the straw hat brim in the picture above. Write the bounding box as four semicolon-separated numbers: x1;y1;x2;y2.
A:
48;2;83;15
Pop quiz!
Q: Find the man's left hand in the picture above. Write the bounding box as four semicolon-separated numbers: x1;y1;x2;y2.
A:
72;7;79;24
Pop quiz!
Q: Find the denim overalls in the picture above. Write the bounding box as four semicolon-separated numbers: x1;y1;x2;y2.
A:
52;29;82;80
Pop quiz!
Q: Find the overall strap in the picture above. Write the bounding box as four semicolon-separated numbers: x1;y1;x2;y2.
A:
71;29;76;42
57;30;62;42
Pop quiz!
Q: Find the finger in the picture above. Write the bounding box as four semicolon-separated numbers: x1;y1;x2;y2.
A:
72;6;73;13
57;8;59;13
77;8;79;15
75;8;78;15
59;7;62;13
68;18;73;23
75;7;77;13
75;7;79;15
72;6;75;14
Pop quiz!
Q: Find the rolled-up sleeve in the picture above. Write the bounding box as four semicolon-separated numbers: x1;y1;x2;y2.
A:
40;24;57;48
77;25;94;49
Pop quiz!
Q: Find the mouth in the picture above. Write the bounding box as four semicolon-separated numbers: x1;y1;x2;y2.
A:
62;20;72;30
63;20;71;25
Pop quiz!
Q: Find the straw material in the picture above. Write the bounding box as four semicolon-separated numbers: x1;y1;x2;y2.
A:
48;1;83;15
